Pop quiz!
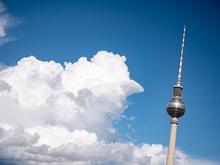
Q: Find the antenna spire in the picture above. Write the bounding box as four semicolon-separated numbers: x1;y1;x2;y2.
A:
177;25;186;87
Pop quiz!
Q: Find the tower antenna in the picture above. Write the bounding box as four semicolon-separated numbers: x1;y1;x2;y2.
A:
177;25;186;87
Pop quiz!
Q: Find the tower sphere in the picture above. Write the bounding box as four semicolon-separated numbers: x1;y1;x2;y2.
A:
167;85;186;118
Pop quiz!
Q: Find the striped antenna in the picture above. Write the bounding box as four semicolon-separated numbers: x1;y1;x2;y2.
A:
177;25;186;87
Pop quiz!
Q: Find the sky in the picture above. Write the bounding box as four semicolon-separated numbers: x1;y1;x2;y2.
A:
0;0;220;164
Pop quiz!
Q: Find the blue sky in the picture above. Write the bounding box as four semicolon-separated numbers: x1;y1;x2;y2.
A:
0;0;220;162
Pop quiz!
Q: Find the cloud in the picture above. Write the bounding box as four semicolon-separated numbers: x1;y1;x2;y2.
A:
0;51;218;165
0;51;143;140
0;126;189;165
0;0;19;45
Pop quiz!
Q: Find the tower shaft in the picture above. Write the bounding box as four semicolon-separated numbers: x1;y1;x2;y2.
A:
166;117;178;165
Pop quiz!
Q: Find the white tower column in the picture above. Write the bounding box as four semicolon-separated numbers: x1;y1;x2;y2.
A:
166;117;178;165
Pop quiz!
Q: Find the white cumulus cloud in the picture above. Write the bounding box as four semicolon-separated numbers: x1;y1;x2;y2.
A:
0;51;218;165
0;0;18;45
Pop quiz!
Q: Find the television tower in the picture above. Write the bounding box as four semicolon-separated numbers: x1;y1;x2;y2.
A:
166;26;186;165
